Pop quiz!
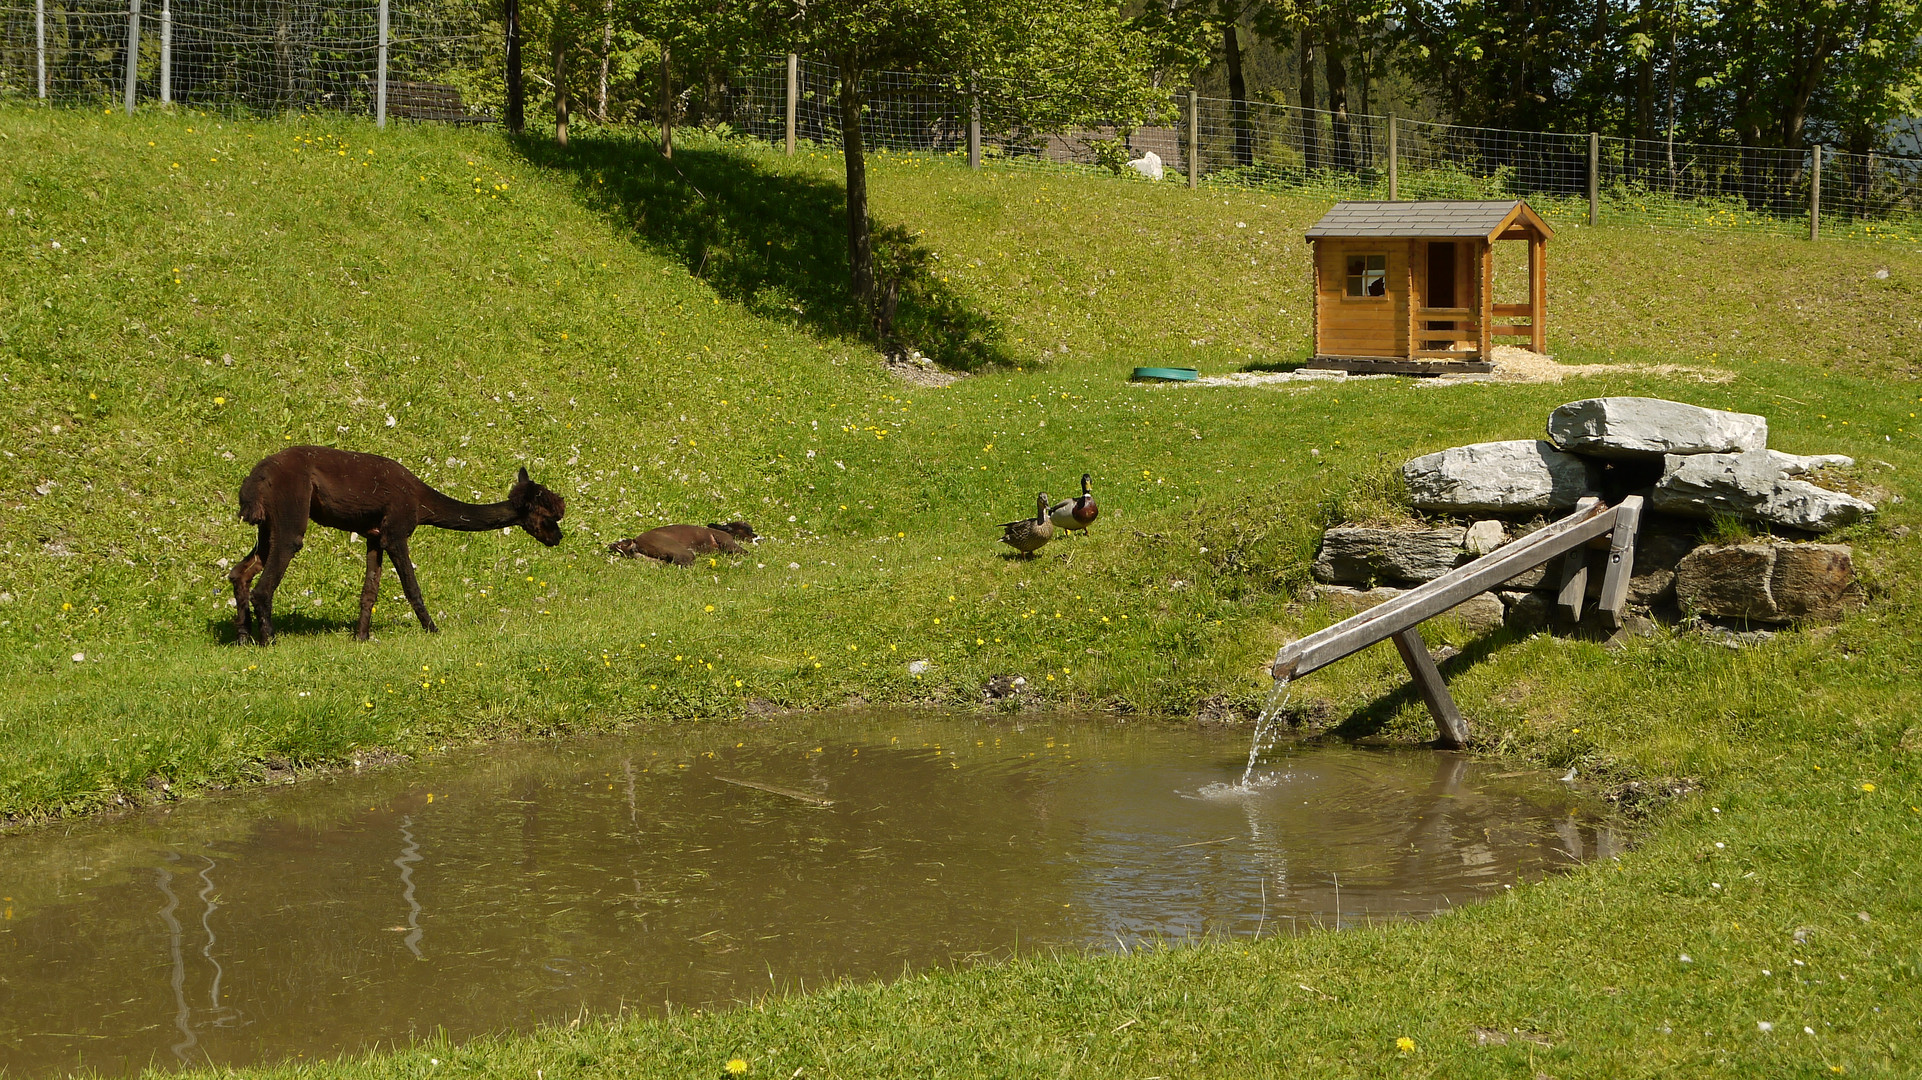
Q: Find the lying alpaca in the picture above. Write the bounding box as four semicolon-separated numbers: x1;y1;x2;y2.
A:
609;521;757;566
229;446;565;644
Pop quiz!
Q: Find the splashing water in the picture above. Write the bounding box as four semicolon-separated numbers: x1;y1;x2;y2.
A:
1240;676;1295;785
1190;679;1296;800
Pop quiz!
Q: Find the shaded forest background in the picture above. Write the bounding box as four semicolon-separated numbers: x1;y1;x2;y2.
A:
485;0;1922;157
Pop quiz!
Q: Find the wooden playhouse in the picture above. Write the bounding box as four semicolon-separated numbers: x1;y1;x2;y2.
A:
1303;199;1553;374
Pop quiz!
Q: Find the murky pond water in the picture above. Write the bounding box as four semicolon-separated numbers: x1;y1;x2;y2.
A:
0;711;1619;1075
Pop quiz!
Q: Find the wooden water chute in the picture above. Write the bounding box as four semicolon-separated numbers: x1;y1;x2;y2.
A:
1269;496;1643;749
1303;199;1554;374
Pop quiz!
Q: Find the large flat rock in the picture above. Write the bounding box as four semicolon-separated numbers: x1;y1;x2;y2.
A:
1547;397;1767;459
1402;440;1600;512
1313;526;1467;585
1673;542;1862;624
1651;452;1875;531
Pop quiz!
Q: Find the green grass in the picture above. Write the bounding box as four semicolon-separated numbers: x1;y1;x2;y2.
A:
4;106;1922;1077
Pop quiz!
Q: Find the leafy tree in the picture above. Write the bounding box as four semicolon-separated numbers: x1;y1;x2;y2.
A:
763;0;1166;343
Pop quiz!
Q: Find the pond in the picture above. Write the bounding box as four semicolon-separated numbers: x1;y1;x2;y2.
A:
0;711;1620;1075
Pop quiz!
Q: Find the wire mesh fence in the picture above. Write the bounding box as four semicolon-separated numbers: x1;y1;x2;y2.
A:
734;55;1921;245
2;28;1917;245
0;0;491;117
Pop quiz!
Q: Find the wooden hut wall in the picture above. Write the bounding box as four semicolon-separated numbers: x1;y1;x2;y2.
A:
1313;239;1408;358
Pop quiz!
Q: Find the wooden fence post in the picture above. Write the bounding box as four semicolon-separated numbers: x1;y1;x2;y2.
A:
158;0;170;104
35;0;45;100
122;0;139;114
1588;132;1599;226
1810;144;1822;241
375;0;388;127
784;53;797;155
1387;114;1398;200
967;78;980;169
1187;90;1199;189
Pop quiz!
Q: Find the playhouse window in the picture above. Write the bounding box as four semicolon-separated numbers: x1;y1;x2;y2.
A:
1345;254;1387;297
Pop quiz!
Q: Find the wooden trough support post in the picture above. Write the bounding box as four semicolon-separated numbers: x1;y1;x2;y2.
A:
1392;627;1469;749
1556;496;1600;623
1594;495;1643;629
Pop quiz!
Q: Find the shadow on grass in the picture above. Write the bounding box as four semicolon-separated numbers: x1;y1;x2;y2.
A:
1326;626;1516;744
203;613;380;645
514;132;1010;371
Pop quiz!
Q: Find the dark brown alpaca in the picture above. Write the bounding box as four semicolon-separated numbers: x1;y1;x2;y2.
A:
608;521;756;566
229;446;566;644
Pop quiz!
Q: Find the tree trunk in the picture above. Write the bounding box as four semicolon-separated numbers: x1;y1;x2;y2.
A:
1298;26;1321;172
504;0;523;133
553;25;569;146
659;46;673;157
1224;23;1252;168
595;0;611;121
838;72;875;320
1326;41;1351;171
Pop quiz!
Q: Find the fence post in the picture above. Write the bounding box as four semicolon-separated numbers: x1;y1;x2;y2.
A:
1187;90;1199;189
35;0;46;100
376;0;388;127
967;79;980;169
1809;144;1822;241
123;0;140;113
784;53;797;155
158;0;170;104
1386;114;1397;200
1588;133;1599;226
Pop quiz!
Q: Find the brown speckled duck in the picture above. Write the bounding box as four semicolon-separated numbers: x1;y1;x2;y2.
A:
1048;473;1098;535
998;492;1054;555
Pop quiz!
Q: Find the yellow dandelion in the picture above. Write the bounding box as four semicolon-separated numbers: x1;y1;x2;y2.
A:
1862;782;1876;792
1396;1036;1415;1053
725;1060;749;1075
213;396;226;405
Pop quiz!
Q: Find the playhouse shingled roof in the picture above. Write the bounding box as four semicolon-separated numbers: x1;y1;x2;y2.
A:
1304;200;1553;241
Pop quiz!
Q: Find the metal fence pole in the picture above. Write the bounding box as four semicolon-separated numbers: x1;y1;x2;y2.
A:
35;0;46;100
1186;90;1199;189
1809;144;1822;241
967;80;980;169
123;0;141;113
159;0;170;104
376;0;389;127
784;53;797;155
1386;114;1397;200
1588;133;1599;226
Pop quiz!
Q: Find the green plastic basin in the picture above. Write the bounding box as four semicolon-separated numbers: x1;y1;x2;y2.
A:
1131;366;1199;382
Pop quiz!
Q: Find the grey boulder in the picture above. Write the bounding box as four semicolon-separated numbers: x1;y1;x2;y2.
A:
1651;452;1874;531
1313;527;1467;585
1547;397;1767;458
1402;440;1599;512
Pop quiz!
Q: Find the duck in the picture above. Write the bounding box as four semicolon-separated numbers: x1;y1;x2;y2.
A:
1048;473;1099;535
998;492;1054;555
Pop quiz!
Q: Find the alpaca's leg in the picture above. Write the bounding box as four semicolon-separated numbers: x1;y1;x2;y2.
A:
249;519;307;645
387;538;439;633
229;526;268;644
356;538;384;641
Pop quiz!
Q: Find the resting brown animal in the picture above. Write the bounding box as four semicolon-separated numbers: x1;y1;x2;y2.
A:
609;522;757;566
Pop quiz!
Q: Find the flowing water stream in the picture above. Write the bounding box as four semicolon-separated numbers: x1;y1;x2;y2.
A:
0;710;1619;1075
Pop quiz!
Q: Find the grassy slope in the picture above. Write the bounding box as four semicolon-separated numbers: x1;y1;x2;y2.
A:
3;108;1922;1076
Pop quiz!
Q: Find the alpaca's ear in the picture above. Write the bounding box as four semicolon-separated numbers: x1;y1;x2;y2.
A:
517;467;530;485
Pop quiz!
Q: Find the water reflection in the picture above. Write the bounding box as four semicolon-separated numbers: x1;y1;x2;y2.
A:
0;712;1620;1076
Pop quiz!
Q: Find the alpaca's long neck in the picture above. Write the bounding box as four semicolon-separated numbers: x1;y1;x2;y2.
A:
418;485;521;532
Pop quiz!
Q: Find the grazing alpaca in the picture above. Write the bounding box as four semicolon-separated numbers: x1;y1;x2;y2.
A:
609;521;756;566
229;446;565;644
1048;473;1099;535
998;492;1054;555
